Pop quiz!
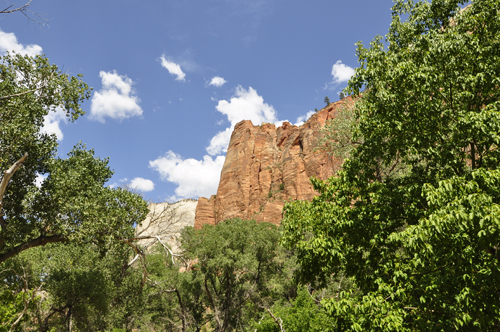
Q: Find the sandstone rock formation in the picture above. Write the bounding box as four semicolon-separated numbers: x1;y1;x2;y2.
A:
194;100;346;229
136;199;197;253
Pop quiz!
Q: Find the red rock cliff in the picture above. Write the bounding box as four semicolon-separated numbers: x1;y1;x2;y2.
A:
194;100;347;229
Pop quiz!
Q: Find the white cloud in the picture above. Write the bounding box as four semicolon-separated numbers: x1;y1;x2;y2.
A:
159;56;186;82
149;151;225;198
90;71;143;123
151;86;280;199
331;60;355;84
294;110;315;126
129;177;155;192
209;76;227;87
0;29;42;56
34;173;47;188
207;86;277;155
207;127;233;156
40;108;68;141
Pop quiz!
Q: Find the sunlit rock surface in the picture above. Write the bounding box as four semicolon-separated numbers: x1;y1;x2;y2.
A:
135;199;197;253
195;100;347;229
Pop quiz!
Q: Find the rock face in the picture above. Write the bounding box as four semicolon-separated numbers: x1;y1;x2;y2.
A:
194;101;346;229
136;199;197;253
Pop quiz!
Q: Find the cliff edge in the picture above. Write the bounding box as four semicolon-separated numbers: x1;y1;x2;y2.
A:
194;100;347;228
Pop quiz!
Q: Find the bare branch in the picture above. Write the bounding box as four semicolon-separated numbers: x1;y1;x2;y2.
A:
0;1;48;28
0;0;32;14
265;308;286;332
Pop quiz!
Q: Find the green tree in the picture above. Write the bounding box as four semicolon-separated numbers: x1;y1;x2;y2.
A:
339;92;345;100
253;286;333;332
0;241;147;332
317;97;361;162
282;0;500;330
0;53;149;264
179;219;295;332
324;96;330;106
117;219;296;332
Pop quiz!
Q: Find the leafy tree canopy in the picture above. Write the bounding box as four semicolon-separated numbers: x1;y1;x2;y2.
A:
180;219;295;331
282;0;500;330
0;53;149;263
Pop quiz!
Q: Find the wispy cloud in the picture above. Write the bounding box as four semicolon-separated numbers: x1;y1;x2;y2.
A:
0;29;42;56
90;71;143;123
159;56;186;82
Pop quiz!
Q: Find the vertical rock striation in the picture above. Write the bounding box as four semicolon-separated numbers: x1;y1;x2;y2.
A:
194;101;346;229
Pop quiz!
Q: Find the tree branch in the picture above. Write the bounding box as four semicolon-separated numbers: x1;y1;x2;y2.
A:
0;1;47;28
0;153;28;216
205;277;222;330
0;0;32;14
0;234;66;264
265;308;286;332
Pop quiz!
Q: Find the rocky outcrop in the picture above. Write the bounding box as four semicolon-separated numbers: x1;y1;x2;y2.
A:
136;199;197;253
194;100;347;229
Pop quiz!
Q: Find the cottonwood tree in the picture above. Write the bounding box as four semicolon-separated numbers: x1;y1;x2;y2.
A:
0;53;149;264
142;219;296;332
282;0;500;330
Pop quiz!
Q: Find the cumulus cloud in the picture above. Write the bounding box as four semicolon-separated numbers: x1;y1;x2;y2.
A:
149;151;225;198
159;56;186;82
207;86;277;155
129;177;155;192
207;128;233;156
40;108;68;141
0;29;42;56
331;60;355;84
90;71;143;123
150;86;280;199
294;110;316;126
209;76;227;87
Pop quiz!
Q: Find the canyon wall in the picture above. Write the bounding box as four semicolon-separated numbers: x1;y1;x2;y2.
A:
136;199;197;253
194;100;347;229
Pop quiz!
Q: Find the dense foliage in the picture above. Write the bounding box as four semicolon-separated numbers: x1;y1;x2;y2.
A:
1;219;333;331
142;219;299;331
282;0;500;330
0;53;149;330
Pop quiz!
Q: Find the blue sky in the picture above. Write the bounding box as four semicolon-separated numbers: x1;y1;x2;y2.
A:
1;0;394;202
